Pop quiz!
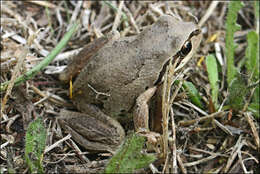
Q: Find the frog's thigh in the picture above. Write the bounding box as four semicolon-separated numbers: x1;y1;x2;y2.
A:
59;107;125;153
133;86;157;131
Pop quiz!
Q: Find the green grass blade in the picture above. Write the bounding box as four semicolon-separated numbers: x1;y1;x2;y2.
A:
246;31;259;81
206;54;219;109
105;133;156;173
25;117;47;173
245;29;259;118
225;1;244;86
183;81;204;109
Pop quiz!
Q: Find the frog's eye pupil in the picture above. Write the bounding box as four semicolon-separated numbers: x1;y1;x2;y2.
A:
180;41;192;57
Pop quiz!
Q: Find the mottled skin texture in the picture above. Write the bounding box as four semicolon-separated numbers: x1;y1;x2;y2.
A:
59;14;202;152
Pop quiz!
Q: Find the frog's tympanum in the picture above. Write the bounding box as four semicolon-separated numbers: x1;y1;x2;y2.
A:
58;15;202;153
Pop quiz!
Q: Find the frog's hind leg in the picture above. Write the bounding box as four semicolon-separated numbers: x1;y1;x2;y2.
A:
59;105;125;153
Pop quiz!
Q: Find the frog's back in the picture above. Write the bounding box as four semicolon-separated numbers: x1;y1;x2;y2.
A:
72;36;159;117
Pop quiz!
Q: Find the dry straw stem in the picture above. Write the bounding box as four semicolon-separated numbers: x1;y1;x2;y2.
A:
170;108;177;174
67;1;82;30
29;1;67;12
5;114;20;134
0;22;79;92
198;1;219;27
189;147;229;159
44;134;72;154
161;61;176;157
162;152;169;173
178;111;226;127
183;154;218;167
161;64;170;163
30;85;73;108
177;153;187;174
112;1;124;31
213;119;233;136
1;47;28;116
244;112;260;150
68;137;90;163
162;58;182;172
161;56;186;173
224;135;246;173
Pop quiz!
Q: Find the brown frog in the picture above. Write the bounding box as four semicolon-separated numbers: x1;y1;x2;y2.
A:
58;14;202;153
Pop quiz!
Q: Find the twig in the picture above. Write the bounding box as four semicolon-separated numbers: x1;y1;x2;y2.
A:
162;58;179;161
5;114;20;133
123;5;140;33
178;111;226;127
67;1;82;30
177;153;187;174
244;112;260;149
170;108;177;173
30;85;73;108
189;147;228;157
1;46;28;115
213;119;233;136
0;134;15;149
162;64;169;161
103;1;129;27
44;134;72;154
238;149;249;173
149;163;159;174
224;135;245;173
112;1;124;31
179;100;208;116
33;95;50;106
2;4;33;35
162;152;169;173
69;138;90;163
28;1;67;12
198;1;219;27
183;154;218;167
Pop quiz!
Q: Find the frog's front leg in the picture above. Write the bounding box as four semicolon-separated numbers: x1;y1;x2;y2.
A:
58;104;125;153
133;86;160;141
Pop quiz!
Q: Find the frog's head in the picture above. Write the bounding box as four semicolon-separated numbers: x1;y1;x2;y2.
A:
160;14;201;60
137;14;202;71
162;15;202;71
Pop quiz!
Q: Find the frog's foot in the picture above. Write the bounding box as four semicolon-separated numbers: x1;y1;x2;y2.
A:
59;108;125;153
136;128;161;145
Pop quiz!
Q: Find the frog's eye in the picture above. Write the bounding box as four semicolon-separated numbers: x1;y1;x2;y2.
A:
180;41;192;57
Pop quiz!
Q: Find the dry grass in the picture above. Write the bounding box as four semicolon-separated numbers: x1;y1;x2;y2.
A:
0;1;259;173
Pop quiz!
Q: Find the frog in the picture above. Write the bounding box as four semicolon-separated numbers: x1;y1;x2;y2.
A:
58;14;202;153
